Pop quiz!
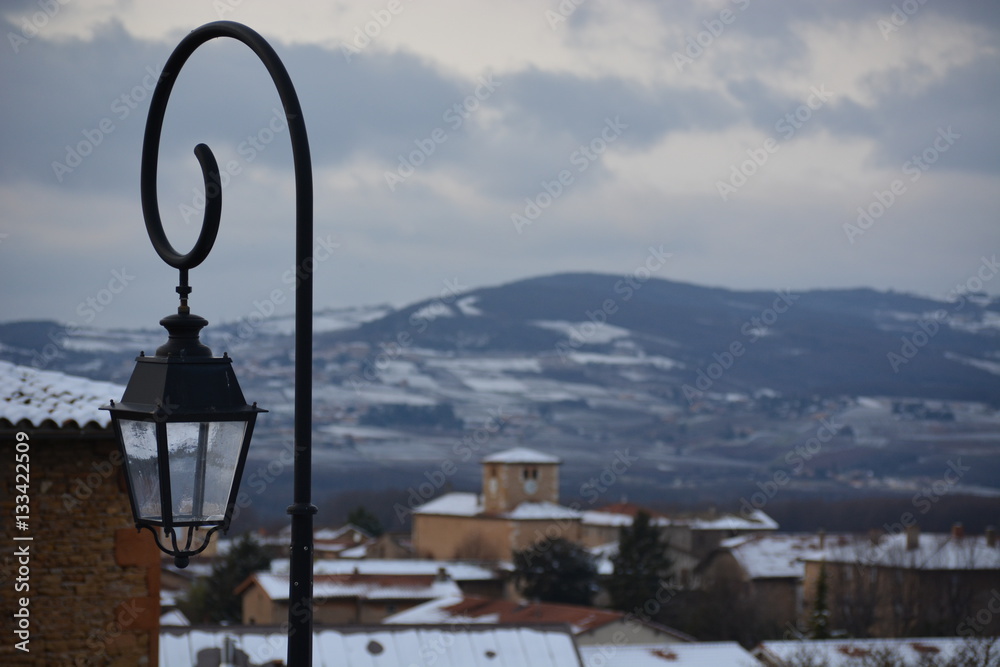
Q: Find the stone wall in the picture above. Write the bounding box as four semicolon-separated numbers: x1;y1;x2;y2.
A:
0;429;160;666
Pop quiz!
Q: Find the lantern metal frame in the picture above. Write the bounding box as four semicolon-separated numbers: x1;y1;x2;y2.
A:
104;311;265;568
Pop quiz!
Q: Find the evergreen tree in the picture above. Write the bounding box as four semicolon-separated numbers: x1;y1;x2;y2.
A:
177;532;271;624
608;510;673;613
347;505;384;537
810;562;831;639
512;537;597;606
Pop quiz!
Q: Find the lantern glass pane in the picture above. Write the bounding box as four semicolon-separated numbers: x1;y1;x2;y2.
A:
118;419;162;521
166;420;248;523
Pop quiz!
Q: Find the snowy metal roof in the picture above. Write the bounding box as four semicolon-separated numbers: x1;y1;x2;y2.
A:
268;558;497;581
580;642;754;666
160;625;584;667
804;532;1000;570
0;360;123;429
482;446;560;464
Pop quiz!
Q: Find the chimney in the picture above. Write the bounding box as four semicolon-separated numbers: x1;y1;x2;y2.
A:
818;528;826;550
987;526;997;548
952;522;965;540
436;567;450;582
906;524;920;551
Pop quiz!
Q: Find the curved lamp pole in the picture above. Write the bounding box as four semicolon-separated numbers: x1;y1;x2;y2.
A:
111;21;316;666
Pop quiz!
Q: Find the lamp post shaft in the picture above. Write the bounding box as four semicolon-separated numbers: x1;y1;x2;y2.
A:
137;21;317;666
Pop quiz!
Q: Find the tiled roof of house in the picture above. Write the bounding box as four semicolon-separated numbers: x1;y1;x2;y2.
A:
385;595;692;641
0;359;123;429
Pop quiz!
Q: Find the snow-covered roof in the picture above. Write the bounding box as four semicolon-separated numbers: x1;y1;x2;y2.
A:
754;637;990;666
504;501;582;521
805;532;1000;570
683;508;779;531
718;533;827;579
269;558;498;581
413;491;482;516
160;625;584;667
244;572;462;602
384;596;632;636
580;642;754;666
0;360;123;429
413;492;582;521
581;506;777;532
482;446;560;464
160;609;189;626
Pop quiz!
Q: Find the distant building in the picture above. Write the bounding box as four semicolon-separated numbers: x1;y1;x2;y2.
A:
695;532;829;635
0;361;160;665
237;571;462;625
580;502;778;584
412;447;583;560
238;559;503;625
801;525;1000;637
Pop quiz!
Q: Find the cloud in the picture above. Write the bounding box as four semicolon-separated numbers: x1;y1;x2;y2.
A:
0;1;998;329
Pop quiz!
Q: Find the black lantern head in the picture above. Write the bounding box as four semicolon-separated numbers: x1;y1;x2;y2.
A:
103;310;265;567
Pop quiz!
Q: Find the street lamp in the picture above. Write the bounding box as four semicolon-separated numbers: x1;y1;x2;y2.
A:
101;21;317;666
104;308;264;569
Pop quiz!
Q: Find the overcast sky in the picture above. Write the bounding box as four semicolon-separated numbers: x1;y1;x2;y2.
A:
1;0;997;330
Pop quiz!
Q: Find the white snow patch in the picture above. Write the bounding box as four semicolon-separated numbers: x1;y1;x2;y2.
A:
456;296;482;316
531;320;631;344
412;301;453;322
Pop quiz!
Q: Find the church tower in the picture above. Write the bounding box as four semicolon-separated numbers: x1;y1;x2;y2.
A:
481;447;560;514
